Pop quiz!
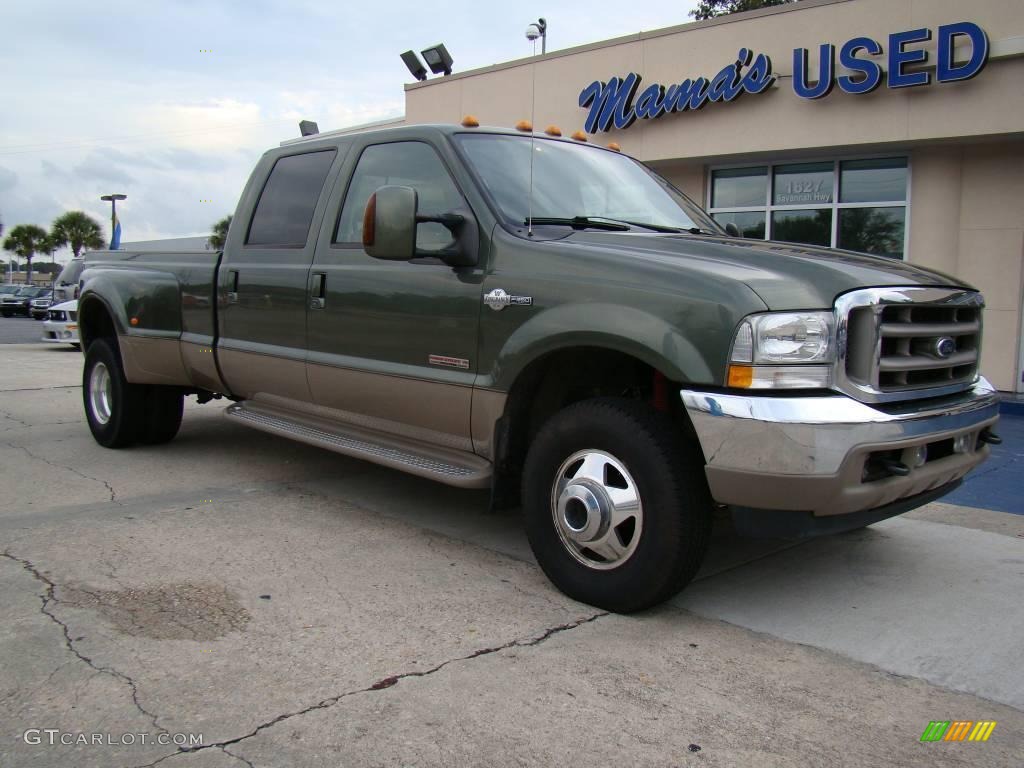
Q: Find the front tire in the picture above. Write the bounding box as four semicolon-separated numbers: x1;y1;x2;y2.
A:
522;398;713;613
83;338;146;448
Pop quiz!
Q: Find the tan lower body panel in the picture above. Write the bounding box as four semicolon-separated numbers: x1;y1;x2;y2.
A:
471;388;507;460
306;361;474;453
218;348;311;403
180;339;226;393
119;335;190;386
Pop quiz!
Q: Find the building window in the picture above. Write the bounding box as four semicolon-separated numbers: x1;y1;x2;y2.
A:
708;157;908;259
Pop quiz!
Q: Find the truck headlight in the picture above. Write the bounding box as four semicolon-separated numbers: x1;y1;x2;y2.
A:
728;311;834;389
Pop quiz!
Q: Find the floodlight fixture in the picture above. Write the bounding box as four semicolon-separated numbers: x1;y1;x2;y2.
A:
420;43;453;76
401;50;428;81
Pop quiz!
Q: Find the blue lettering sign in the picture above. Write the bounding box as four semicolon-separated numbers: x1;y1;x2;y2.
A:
578;22;989;131
836;37;883;95
888;27;932;88
936;22;988;82
578;49;776;133
792;44;835;99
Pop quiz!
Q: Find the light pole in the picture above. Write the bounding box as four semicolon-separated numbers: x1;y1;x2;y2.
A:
100;193;126;250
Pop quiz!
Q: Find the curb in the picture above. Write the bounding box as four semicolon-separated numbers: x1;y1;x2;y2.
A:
999;392;1024;416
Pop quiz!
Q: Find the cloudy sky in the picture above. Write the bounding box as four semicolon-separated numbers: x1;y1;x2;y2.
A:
1;0;699;262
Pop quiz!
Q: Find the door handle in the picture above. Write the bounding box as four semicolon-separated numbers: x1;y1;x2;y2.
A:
310;272;326;310
227;270;239;305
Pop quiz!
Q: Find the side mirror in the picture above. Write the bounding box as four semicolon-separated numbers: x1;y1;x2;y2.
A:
362;184;479;267
363;185;417;261
724;222;741;238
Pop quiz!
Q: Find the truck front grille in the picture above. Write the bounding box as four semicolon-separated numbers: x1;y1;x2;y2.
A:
837;288;984;403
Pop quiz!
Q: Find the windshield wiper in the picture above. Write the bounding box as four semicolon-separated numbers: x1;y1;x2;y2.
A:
526;216;630;231
578;217;694;233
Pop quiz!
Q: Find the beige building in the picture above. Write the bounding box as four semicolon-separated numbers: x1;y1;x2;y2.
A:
396;0;1024;392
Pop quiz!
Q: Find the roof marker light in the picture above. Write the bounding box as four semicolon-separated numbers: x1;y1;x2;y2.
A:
544;125;561;136
571;131;588;142
515;120;533;132
461;115;480;127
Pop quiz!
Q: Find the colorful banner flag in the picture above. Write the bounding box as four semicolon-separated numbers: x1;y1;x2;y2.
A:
110;211;122;250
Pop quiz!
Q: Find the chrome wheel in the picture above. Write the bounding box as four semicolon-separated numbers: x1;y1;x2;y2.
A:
551;449;643;570
88;361;113;425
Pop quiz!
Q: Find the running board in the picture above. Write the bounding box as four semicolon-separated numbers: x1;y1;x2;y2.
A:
225;402;492;489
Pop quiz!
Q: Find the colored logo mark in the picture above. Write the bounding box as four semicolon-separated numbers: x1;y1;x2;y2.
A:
920;720;997;742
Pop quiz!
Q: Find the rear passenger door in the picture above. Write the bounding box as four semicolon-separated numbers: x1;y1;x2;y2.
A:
217;147;344;403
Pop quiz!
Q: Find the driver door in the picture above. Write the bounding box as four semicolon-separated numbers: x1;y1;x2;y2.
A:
306;139;485;452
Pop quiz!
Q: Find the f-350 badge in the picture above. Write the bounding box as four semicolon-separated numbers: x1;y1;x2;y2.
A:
484;288;533;311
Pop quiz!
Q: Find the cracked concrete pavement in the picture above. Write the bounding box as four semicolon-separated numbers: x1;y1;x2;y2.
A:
1;344;1022;767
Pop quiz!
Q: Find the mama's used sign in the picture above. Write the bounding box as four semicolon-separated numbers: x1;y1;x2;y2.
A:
579;21;988;133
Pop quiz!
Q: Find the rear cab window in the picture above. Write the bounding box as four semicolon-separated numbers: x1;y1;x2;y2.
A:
246;150;337;247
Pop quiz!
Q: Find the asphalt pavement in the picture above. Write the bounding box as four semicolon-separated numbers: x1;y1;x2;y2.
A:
0;315;51;344
1;343;1021;767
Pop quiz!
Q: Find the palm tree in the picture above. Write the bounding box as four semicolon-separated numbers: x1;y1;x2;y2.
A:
3;224;49;284
209;215;232;250
50;211;105;259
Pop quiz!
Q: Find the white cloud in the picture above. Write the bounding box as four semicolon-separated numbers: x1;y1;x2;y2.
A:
1;0;698;251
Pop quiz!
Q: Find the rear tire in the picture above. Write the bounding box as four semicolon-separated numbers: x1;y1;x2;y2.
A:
83;338;146;448
522;397;713;613
140;386;184;445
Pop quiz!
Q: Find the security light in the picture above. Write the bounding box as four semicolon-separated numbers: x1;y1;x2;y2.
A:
526;18;547;54
401;50;428;81
420;44;453;76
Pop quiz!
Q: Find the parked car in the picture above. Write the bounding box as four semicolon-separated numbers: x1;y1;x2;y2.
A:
30;289;55;319
0;284;21;300
1;286;49;317
52;258;85;302
77;123;1001;612
41;300;78;346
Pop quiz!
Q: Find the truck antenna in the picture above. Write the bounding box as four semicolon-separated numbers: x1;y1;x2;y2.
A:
527;36;537;237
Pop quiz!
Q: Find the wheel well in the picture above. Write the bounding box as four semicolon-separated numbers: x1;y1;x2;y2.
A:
491;347;695;508
79;298;117;352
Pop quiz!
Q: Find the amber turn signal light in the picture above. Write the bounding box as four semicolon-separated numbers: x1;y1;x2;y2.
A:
727;365;753;388
362;193;376;247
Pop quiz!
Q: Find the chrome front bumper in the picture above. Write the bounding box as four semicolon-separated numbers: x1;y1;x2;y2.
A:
680;378;1000;517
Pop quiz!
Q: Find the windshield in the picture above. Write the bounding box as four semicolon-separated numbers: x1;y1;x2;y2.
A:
56;259;84;285
455;133;720;234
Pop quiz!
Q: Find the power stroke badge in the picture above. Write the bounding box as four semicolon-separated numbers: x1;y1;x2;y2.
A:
484;288;533;311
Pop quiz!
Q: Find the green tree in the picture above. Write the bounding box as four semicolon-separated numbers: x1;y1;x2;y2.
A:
691;0;799;20
3;224;49;283
209;214;232;250
51;211;105;259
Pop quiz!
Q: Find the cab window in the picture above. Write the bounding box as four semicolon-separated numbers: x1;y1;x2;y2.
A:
335;142;463;251
246;150;336;247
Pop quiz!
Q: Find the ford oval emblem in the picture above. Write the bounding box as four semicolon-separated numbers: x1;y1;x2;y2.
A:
934;337;956;358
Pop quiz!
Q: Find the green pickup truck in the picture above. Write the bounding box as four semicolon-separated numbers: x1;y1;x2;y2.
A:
78;123;1001;612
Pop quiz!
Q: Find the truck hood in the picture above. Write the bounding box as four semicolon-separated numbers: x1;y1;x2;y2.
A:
564;231;971;310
